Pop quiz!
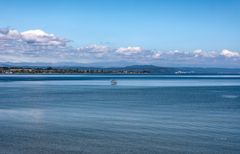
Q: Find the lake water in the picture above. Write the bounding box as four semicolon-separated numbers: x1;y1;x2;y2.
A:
0;75;240;154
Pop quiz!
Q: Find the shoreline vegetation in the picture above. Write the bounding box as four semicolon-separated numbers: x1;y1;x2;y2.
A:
0;65;240;75
0;67;149;74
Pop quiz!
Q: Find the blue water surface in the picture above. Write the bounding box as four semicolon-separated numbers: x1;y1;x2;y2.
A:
0;75;240;154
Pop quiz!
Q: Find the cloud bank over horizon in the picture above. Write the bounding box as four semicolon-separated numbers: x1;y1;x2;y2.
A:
0;28;239;68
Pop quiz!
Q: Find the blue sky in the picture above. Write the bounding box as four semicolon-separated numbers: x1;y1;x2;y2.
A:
0;0;240;67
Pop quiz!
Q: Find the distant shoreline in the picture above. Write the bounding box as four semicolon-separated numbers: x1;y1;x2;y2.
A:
0;67;149;75
1;65;240;75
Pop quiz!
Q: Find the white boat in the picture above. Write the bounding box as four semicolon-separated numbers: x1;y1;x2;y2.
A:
111;80;117;85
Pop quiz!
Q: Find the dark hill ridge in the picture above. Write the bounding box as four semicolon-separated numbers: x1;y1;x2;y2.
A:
119;65;177;74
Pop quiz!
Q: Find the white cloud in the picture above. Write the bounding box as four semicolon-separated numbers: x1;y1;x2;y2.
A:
116;46;142;55
21;29;67;46
0;28;67;46
220;49;240;58
0;28;240;67
0;28;72;63
76;44;112;59
78;44;110;53
152;52;161;59
193;49;218;58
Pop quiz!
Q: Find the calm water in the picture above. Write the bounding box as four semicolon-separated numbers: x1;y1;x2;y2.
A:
0;75;240;154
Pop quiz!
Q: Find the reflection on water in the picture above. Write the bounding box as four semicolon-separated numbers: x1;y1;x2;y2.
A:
0;75;240;154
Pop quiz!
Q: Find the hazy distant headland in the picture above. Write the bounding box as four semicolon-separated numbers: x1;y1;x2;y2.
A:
1;65;240;75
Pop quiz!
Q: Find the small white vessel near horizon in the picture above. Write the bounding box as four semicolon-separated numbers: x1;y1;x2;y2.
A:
111;80;117;85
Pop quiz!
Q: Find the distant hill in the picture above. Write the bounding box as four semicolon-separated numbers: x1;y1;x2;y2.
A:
110;65;178;74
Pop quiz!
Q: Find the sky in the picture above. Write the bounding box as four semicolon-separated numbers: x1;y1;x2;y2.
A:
0;0;240;67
